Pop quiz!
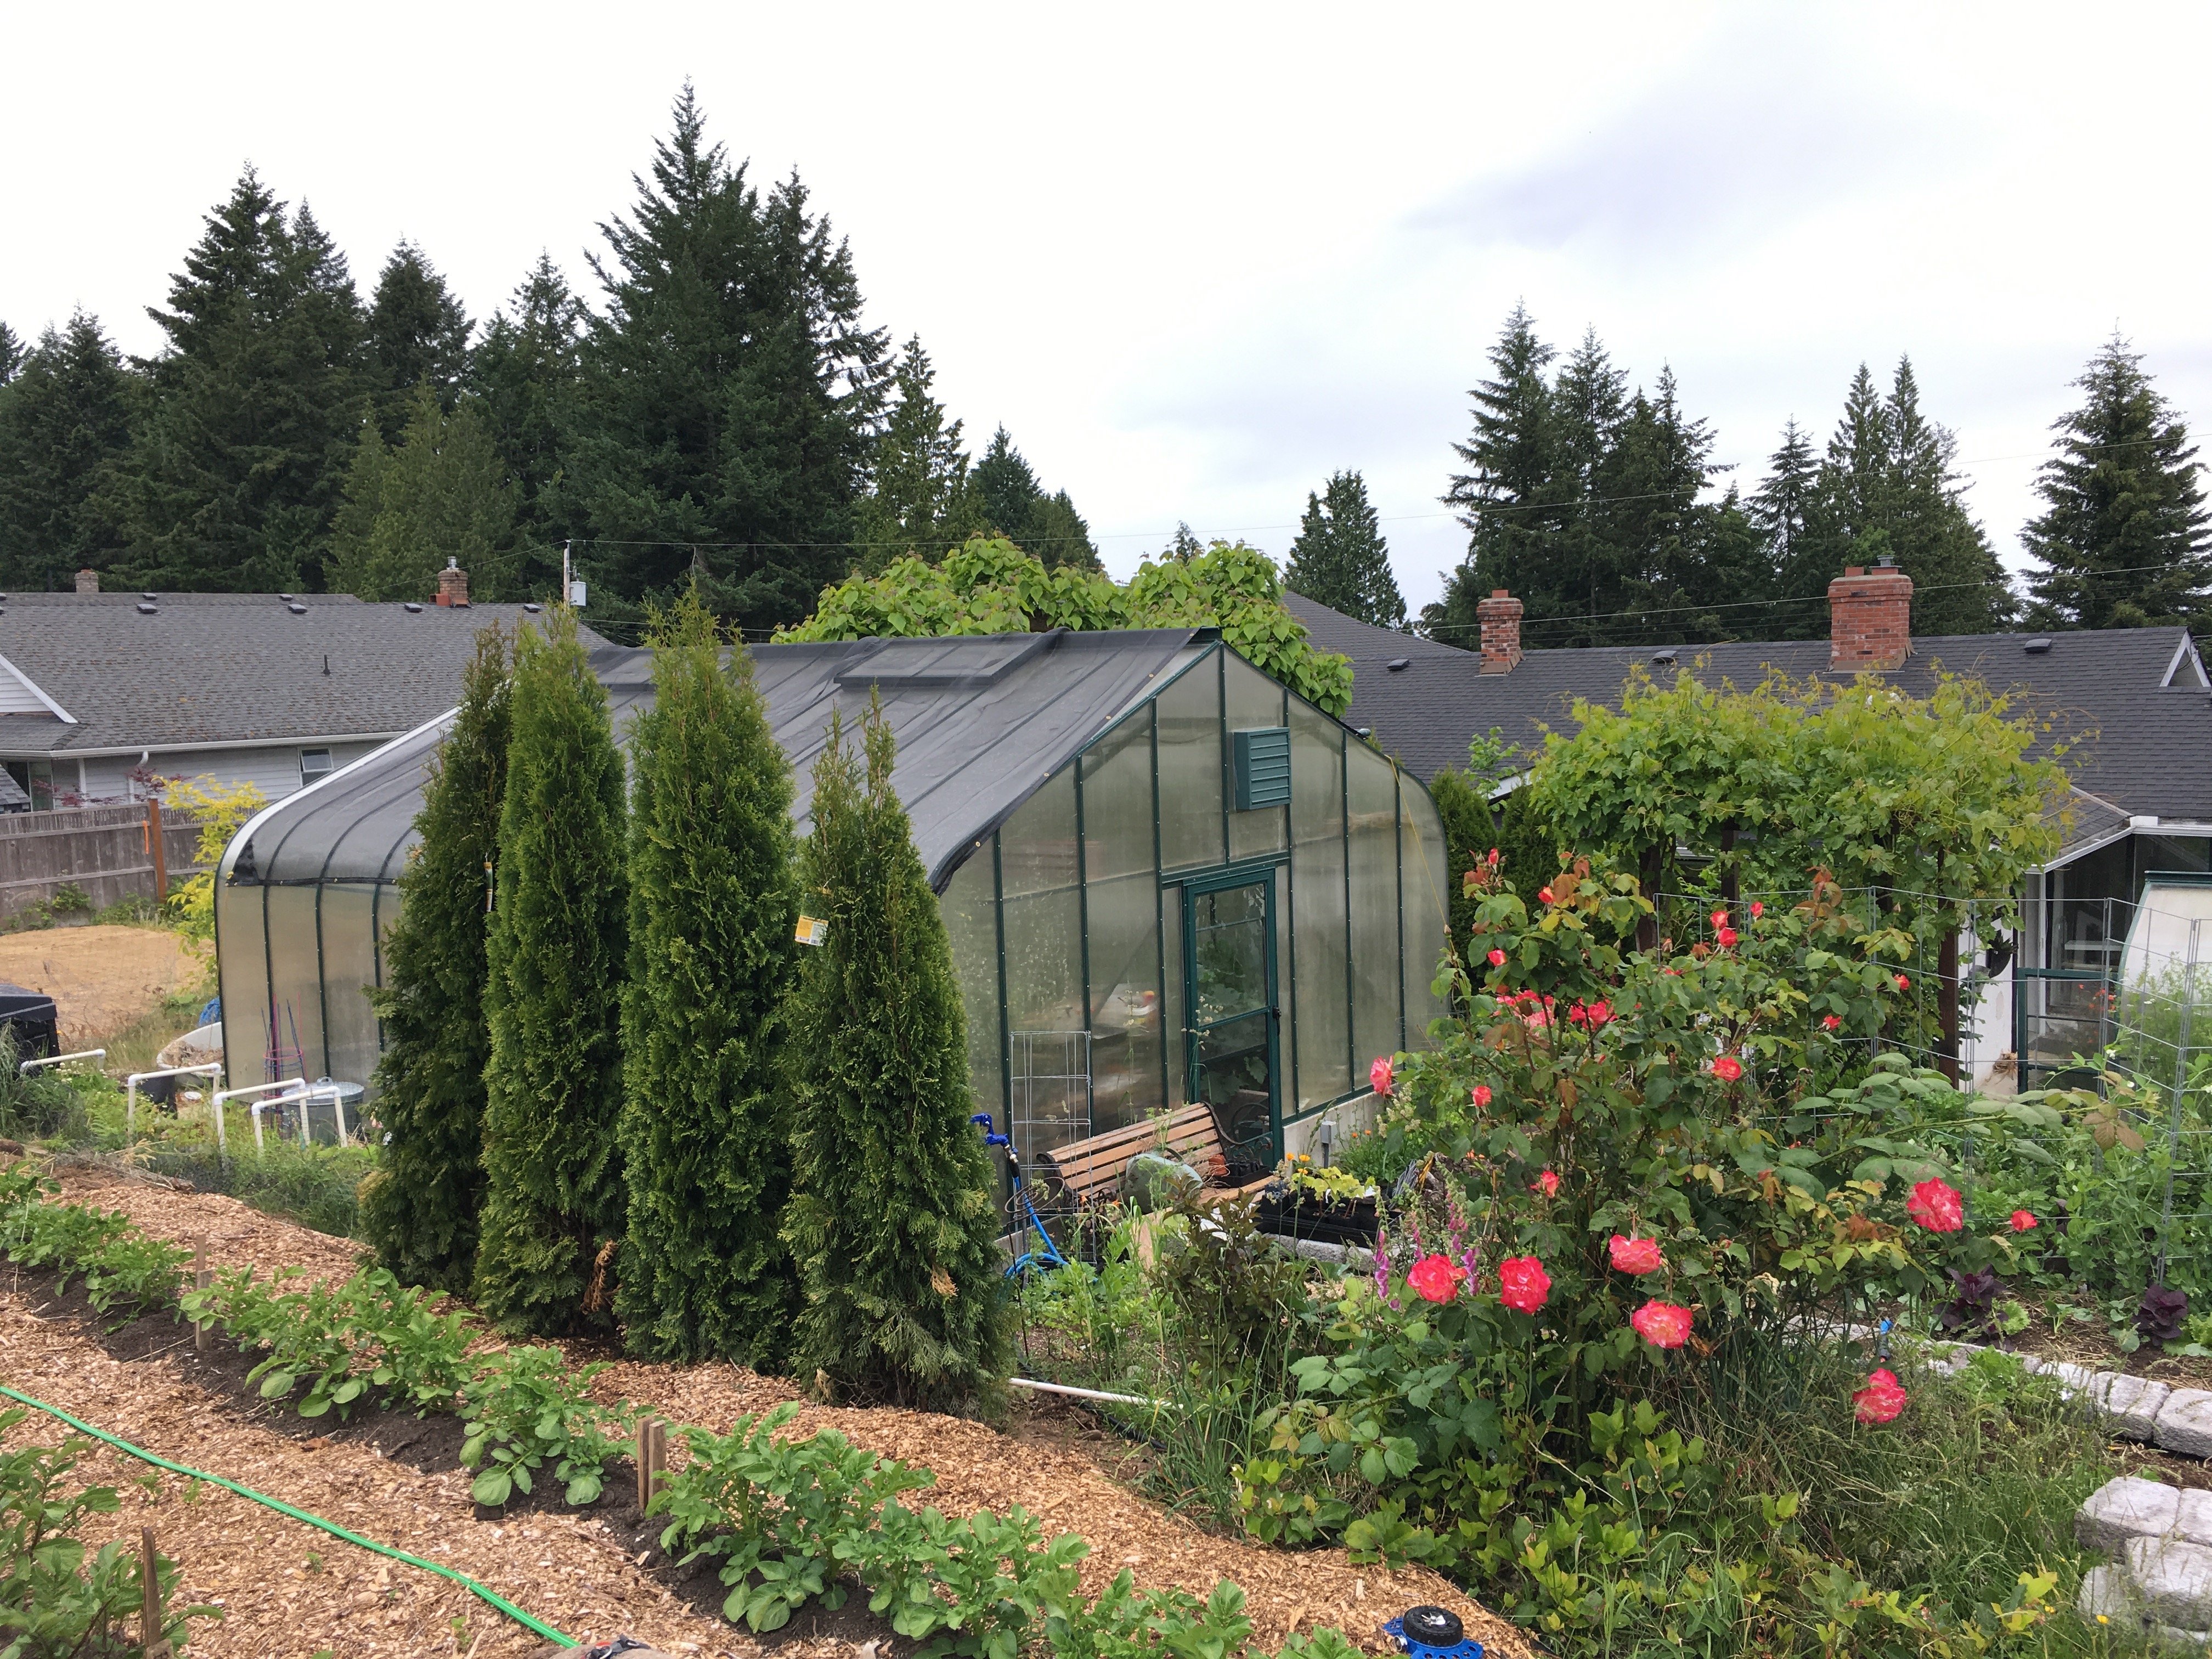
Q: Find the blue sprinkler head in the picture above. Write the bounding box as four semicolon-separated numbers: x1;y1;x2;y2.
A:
1383;1606;1482;1659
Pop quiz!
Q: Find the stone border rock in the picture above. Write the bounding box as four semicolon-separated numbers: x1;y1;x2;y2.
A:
2077;1479;2212;1643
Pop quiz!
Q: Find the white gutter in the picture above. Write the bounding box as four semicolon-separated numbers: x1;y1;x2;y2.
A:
0;730;410;761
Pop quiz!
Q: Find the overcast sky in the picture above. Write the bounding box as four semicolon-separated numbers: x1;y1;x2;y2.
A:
5;2;2206;615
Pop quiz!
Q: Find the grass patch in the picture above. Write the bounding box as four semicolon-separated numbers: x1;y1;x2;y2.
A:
137;1138;375;1239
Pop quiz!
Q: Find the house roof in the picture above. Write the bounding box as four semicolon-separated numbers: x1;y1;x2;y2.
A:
1283;592;2212;823
0;593;603;756
224;628;1215;893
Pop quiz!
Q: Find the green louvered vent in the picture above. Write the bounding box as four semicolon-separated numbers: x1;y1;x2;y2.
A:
1232;727;1293;811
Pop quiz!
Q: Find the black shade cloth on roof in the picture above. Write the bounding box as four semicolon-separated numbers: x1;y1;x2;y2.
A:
225;629;1214;894
0;981;58;1059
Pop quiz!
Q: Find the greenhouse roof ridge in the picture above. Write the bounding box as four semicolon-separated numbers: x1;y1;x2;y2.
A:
228;627;1221;894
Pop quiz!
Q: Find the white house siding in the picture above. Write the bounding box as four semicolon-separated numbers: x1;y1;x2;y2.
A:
65;742;389;806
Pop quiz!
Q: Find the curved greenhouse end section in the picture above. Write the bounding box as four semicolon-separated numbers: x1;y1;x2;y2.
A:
213;628;1449;1166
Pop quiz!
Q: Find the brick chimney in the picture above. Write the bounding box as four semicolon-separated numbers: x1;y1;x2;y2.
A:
434;557;470;608
1476;589;1523;675
1829;559;1913;672
74;568;98;595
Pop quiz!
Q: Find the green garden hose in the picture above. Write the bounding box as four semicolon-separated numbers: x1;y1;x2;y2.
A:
0;1381;571;1647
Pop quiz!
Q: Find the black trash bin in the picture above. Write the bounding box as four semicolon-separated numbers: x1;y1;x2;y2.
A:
0;983;59;1063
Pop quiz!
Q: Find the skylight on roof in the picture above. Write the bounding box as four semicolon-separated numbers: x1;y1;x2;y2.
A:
833;634;1054;690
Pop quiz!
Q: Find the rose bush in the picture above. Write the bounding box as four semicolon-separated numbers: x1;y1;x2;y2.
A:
1239;857;2059;1646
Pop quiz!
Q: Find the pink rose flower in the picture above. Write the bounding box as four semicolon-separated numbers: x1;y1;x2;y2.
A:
1608;1234;1663;1275
1531;1169;1559;1198
1471;1084;1493;1109
1406;1253;1468;1304
1750;901;1763;918
2010;1210;2039;1232
1538;887;1555;904
1717;927;1739;949
1906;1177;1963;1233
1631;1300;1693;1348
1370;1056;1393;1096
1821;1014;1841;1030
1711;907;1728;927
1711;1054;1744;1082
1498;1255;1550;1314
1853;1368;1908;1424
1487;948;1506;968
1895;973;1911;991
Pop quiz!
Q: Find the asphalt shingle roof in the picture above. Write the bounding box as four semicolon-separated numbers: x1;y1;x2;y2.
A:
0;594;605;753
1283;591;2212;823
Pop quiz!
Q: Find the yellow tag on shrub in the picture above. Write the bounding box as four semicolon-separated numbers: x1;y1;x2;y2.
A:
795;915;828;946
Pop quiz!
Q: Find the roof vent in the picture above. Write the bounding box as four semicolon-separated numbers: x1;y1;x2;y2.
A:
278;593;295;602
2024;636;2053;654
523;602;543;614
403;602;423;613
287;603;308;616
1386;657;1409;672
141;591;157;601
1653;647;1678;665
136;602;157;615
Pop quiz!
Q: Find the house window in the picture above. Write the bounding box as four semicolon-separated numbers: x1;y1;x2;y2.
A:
300;749;334;787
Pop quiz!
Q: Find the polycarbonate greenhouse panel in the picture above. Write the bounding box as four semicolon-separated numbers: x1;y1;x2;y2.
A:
1398;782;1452;1044
1288;702;1351;1107
1346;741;1403;1068
1154;662;1227;873
937;853;1003;1118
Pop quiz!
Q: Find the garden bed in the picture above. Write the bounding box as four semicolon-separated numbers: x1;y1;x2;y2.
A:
1;1163;1528;1658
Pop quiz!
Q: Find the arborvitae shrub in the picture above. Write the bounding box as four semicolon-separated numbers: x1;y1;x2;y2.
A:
473;608;629;1336
783;702;1009;1407
616;594;802;1366
359;624;510;1292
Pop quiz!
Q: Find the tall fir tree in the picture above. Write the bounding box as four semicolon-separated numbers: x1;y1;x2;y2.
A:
616;594;802;1367
328;390;528;601
366;241;472;440
467;253;585;579
1749;419;1826;638
1283;469;1406;627
854;336;981;572
969;425;1097;568
0;313;139;589
2023;335;2212;631
473;608;629;1336
358;625;511;1293
0;323;23;386
783;702;1008;1407
1874;358;2013;634
1430;304;1563;642
559;86;889;629
111;171;369;591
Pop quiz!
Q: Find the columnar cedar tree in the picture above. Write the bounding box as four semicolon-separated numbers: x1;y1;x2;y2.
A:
473;607;629;1335
783;701;1008;1407
2024;335;2212;632
359;624;511;1293
1284;470;1407;629
616;592;803;1367
328;390;528;602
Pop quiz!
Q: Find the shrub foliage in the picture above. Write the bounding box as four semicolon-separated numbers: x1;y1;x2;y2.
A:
617;594;804;1366
473;607;629;1335
360;622;511;1292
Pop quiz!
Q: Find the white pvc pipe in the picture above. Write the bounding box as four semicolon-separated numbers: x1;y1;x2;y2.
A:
124;1062;225;1137
210;1078;308;1159
250;1084;342;1155
20;1047;104;1076
1006;1377;1169;1409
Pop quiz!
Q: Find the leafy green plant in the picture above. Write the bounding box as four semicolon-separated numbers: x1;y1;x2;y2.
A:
0;1408;216;1654
48;883;90;914
345;1269;477;1415
652;1402;934;1632
848;1502;1088;1659
242;1272;368;1420
458;1346;628;1507
0;1197;184;1322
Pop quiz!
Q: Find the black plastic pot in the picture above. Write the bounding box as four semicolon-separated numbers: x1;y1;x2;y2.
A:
1253;1185;1379;1247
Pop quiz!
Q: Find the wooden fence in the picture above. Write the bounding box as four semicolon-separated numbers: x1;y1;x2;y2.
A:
0;804;207;918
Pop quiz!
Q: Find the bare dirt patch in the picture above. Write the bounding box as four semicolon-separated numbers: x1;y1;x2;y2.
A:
0;923;194;1046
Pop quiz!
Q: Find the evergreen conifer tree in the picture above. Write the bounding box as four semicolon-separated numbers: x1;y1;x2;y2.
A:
560;86;889;628
328;391;528;601
969;425;1098;568
112;171;369;590
366;241;472;439
2023;335;2212;631
1875;359;2013;634
474;608;629;1335
616;594;802;1366
1750;419;1827;638
359;625;511;1292
783;702;1008;1407
468;253;585;572
0;323;23;386
1431;304;1562;641
0;313;139;589
855;337;981;571
1283;469;1406;627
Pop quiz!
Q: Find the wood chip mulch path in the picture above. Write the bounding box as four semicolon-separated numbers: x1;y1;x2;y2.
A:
16;1163;1531;1658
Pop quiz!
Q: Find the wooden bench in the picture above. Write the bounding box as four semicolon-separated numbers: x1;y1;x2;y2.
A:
1034;1103;1272;1211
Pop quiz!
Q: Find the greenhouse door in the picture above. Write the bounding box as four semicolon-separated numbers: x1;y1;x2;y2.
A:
1183;870;1282;1166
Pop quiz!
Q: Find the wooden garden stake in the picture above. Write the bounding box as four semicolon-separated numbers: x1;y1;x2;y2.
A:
140;1526;172;1657
191;1238;208;1352
635;1419;652;1512
651;1419;668;1500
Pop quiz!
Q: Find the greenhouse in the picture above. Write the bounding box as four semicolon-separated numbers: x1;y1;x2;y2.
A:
213;627;1449;1164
